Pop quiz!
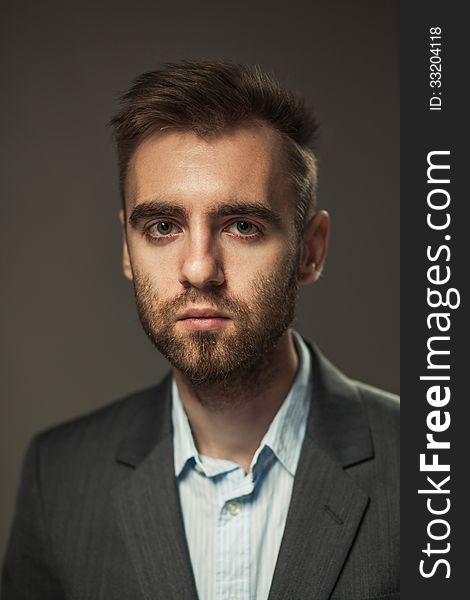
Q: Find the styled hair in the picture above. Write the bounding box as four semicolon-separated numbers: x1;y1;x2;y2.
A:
110;60;319;234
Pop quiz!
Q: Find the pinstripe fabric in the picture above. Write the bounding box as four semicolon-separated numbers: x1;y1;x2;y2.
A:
172;331;312;600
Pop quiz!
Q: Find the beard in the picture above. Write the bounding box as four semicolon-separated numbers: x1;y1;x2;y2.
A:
132;252;300;388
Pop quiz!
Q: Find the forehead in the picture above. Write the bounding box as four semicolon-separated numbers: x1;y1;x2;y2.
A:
125;123;293;213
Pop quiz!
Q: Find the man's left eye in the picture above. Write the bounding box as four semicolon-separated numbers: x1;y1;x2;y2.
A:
227;221;259;236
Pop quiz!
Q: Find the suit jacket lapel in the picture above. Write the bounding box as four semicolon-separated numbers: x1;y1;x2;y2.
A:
267;439;369;600
112;377;198;600
268;341;374;600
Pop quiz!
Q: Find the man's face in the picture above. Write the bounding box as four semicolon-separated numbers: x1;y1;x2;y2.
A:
122;123;306;385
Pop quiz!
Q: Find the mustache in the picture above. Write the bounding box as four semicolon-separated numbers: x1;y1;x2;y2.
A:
152;287;251;318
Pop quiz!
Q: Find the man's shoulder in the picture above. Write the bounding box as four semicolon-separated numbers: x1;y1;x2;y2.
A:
304;335;399;436
353;379;400;446
354;379;400;419
34;375;172;459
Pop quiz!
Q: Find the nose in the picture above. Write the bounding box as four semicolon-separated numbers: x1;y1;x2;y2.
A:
178;231;225;290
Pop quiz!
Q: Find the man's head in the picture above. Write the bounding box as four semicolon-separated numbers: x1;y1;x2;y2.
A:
111;61;320;237
110;61;329;385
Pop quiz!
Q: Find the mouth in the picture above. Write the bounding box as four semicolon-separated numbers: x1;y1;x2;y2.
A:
177;307;231;331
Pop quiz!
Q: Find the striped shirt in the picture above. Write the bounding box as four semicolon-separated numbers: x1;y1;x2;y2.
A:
172;331;312;600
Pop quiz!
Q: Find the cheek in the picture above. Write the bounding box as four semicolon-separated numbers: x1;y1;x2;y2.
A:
223;248;270;278
225;237;287;268
129;243;179;279
225;238;296;277
224;246;294;293
132;261;180;302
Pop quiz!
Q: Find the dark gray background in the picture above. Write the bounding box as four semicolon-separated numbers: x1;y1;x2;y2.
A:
0;0;399;562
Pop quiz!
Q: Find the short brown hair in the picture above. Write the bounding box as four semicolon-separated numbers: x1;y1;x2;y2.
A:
110;60;319;234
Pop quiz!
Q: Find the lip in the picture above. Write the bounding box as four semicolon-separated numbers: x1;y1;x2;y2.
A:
178;307;229;320
177;307;231;331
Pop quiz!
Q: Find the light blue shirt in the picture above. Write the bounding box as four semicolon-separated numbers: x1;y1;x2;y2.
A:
172;331;312;600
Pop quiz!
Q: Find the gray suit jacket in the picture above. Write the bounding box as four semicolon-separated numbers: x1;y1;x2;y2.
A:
2;342;400;600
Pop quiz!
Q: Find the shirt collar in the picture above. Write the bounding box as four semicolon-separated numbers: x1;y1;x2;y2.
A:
172;378;200;478
172;330;312;479
254;331;312;476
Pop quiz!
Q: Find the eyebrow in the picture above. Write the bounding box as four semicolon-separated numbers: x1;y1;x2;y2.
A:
129;201;187;228
128;199;282;228
213;201;282;226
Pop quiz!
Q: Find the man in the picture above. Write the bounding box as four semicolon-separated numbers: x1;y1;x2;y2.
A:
2;61;399;600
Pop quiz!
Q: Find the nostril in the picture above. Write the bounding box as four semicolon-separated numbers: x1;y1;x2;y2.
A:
179;255;225;289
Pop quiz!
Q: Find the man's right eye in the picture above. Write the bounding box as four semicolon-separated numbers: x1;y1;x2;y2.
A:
147;221;176;237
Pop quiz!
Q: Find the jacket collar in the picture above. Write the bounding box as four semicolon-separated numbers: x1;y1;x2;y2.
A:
303;338;374;467
115;373;173;468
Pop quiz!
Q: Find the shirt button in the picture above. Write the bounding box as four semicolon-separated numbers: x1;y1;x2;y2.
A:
227;501;241;516
194;463;205;475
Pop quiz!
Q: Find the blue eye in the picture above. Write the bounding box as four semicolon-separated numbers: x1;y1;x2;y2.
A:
148;221;174;236
227;221;260;237
236;221;255;234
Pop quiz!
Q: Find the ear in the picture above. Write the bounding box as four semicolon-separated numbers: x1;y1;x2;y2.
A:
119;209;133;281
298;210;330;285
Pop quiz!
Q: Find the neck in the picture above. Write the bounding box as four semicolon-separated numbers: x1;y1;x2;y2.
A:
173;329;299;473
